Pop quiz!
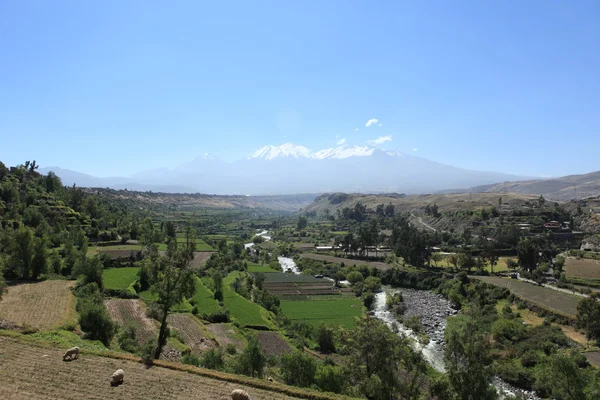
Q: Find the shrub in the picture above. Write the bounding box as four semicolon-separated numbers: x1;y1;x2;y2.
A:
226;343;237;355
202;310;230;323
140;339;155;366
201;349;224;370
280;351;316;388
234;337;265;378
170;328;185;344
491;319;526;343
117;325;140;354
146;302;165;321
182;352;201;366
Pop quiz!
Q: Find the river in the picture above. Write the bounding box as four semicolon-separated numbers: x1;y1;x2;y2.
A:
244;230;271;249
373;286;540;400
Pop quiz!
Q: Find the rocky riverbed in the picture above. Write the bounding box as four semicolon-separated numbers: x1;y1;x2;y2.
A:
377;287;541;400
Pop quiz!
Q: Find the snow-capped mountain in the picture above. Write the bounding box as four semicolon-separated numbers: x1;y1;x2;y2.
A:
248;143;312;160
40;142;533;195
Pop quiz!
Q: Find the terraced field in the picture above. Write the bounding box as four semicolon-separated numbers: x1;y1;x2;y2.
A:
104;299;157;343
0;337;310;400
0;280;76;330
564;257;600;279
166;314;217;355
280;298;362;328
257;332;292;357
103;267;139;290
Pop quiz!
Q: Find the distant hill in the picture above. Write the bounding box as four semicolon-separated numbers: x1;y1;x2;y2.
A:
88;188;318;212
437;171;600;201
303;192;539;215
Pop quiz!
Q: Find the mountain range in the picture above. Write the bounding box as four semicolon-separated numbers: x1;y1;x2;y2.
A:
39;143;533;195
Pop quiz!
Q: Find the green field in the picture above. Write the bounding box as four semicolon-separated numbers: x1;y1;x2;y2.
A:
156;238;215;252
280;298;362;328
222;272;275;329
247;263;280;273
102;267;139;290
190;277;222;315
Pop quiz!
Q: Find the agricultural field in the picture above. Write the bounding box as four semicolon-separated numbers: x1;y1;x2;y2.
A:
247;263;280;273
564;257;600;279
102;267;140;291
435;255;513;273
223;286;275;329
0;280;76;331
190;278;222;315
104;299;157;344
262;273;346;297
474;276;581;317
190;252;213;269
0;337;311;400
280;298;362;329
300;253;391;271
166;313;218;355
257;331;292;357
205;323;246;349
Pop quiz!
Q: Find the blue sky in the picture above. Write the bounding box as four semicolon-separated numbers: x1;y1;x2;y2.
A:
1;0;599;178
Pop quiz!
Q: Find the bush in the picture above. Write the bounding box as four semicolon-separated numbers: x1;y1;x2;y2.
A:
315;364;346;393
280;351;316;388
117;325;140;354
234;337;265;378
202;310;230;323
201;349;224;370
362;291;376;309
182;352;201;367
140;339;155;366
146;302;165;321
226;343;237;355
491;318;527;343
170;328;185;344
517;301;527;310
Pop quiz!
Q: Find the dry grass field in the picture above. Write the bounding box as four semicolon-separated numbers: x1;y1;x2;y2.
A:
564;257;600;279
205;323;246;349
0;280;76;331
190;252;212;269
0;337;310;400
474;276;580;317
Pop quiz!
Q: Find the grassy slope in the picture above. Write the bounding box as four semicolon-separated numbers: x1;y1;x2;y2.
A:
223;272;275;329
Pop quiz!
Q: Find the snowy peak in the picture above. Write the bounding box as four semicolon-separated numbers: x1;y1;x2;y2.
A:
248;143;312;160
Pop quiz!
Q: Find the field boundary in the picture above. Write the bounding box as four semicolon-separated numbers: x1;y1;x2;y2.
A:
0;332;355;400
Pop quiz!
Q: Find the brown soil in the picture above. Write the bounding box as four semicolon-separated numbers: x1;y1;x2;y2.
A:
257;332;292;357
564;257;600;279
205;323;245;350
167;314;218;355
0;280;76;331
300;253;391;270
190;252;212;269
104;299;158;344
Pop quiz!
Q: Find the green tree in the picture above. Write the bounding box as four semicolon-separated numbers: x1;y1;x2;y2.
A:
316;364;346;394
9;226;34;279
458;252;475;272
444;314;497;400
145;229;197;359
316;324;335;353
280;351;317;387
31;235;49;280
297;215;308;230
517;237;539;272
431;252;443;267
576;293;600;345
236;336;265;378
538;353;587;400
481;244;499;274
340;316;427;400
448;253;459;270
347;270;364;285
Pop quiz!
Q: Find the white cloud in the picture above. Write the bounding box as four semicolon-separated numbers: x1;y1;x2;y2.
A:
412;148;418;152
378;124;383;127
367;135;392;146
365;118;379;127
337;138;346;145
354;128;359;131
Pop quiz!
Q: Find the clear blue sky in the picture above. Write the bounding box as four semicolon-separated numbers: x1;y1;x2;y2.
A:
1;0;599;178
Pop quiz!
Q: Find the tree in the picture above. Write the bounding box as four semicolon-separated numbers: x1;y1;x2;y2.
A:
458;252;475;272
444;314;497;400
280;351;316;387
506;258;518;273
9;226;34;279
297;215;308;230
448;253;459;271
316;324;335;353
431;252;443;268
347;270;364;285
576;293;600;345
340;316;427;400
517;237;539;272
364;276;382;292
481;244;499;274
538;354;588;400
236;336;265;378
145;228;197;359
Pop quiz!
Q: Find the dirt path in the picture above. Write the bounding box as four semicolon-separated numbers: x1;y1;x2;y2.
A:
410;213;437;232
